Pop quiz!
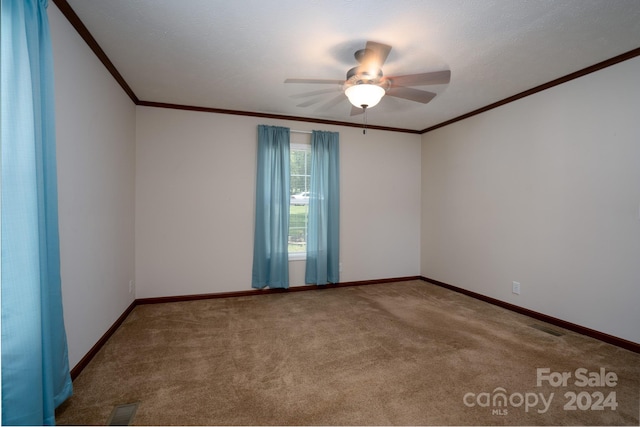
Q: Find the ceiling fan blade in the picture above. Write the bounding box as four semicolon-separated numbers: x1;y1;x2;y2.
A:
285;78;345;85
384;70;451;87
296;98;325;108
289;88;340;99
386;87;436;104
350;105;364;116
317;93;346;111
364;41;392;67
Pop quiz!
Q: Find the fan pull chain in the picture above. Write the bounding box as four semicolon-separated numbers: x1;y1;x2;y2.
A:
362;104;368;135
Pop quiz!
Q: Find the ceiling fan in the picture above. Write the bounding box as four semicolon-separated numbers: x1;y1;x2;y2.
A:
285;41;451;116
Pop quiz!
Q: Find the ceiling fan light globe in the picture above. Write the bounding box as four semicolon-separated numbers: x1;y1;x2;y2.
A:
345;84;385;109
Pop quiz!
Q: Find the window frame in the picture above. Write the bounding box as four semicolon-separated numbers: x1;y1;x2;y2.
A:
288;141;311;260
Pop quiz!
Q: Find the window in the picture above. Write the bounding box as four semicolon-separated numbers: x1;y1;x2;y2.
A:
289;141;311;259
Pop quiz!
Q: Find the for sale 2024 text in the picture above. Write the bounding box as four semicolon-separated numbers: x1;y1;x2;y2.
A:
537;367;618;411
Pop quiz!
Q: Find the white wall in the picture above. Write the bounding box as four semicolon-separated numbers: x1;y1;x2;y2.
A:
49;4;136;367
135;107;421;298
421;57;640;343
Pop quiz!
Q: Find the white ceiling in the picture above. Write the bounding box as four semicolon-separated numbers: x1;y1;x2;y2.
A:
65;0;640;132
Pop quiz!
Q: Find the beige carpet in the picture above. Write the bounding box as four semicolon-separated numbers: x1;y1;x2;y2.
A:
56;280;639;425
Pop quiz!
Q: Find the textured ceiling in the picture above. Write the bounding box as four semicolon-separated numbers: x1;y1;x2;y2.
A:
64;0;640;132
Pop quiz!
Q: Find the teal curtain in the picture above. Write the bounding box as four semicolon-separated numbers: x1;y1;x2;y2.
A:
1;0;73;425
252;125;291;288
305;131;340;285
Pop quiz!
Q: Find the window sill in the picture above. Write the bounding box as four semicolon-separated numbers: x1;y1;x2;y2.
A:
288;252;306;261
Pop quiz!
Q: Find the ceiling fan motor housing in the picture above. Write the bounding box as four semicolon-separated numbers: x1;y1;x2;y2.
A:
344;66;389;91
346;65;382;81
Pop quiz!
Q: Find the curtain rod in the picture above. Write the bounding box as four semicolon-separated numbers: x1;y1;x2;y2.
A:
291;129;312;134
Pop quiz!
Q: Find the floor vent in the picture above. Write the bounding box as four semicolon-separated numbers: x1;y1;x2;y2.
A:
529;324;564;336
107;403;138;426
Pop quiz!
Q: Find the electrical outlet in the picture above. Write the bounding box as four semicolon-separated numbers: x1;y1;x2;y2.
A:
512;281;521;295
129;280;135;294
339;262;343;273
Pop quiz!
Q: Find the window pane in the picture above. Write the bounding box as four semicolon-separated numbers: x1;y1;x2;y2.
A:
290;150;306;175
289;204;308;253
290;175;306;195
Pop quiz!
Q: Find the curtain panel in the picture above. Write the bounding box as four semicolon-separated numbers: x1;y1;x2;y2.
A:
251;125;291;288
1;0;73;424
305;131;340;285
